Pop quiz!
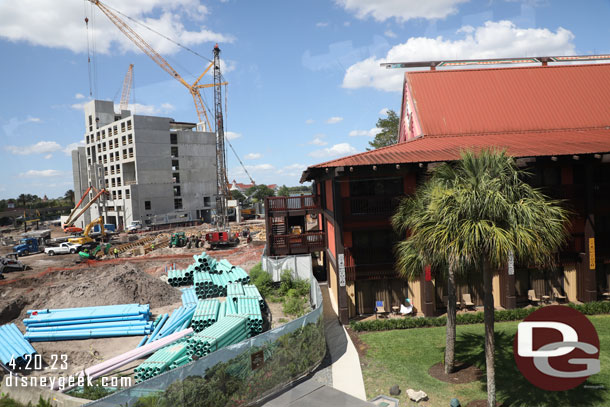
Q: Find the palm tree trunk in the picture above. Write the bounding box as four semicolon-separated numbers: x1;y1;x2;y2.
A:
483;260;496;407
445;263;457;374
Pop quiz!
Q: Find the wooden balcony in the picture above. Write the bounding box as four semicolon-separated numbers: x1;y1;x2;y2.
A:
266;195;320;214
344;247;398;281
268;232;325;255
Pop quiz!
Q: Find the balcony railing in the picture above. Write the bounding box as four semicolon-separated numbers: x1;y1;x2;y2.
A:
269;232;325;255
344;247;397;281
266;195;319;212
345;195;400;217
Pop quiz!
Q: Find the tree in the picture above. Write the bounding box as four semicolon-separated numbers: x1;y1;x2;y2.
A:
230;190;247;204
245;184;275;202
277;185;290;197
64;189;75;203
392;149;569;407
368;109;399;150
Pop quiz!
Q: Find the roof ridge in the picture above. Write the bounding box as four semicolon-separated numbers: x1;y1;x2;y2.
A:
405;62;610;76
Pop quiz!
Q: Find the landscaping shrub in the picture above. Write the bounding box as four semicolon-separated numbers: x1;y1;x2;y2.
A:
350;301;610;332
249;263;273;297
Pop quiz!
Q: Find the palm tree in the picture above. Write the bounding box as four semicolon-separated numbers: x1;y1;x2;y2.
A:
393;149;569;407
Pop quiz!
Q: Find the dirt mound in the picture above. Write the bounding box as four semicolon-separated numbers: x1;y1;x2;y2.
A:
0;262;181;325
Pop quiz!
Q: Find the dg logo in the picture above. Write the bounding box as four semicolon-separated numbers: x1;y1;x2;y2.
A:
513;305;601;391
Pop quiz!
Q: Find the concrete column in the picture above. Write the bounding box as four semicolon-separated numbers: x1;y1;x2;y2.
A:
584;215;597;302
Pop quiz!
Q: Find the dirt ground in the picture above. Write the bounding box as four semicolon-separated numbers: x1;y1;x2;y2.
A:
0;222;267;380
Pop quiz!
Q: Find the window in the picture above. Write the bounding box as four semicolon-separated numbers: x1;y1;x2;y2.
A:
86;135;89;144
112;191;117;200
116;165;121;174
123;149;127;159
122;135;126;146
127;120;132;130
173;172;180;183
145;201;151;210
115;151;119;161
171;146;179;158
111;166;115;175
113;125;118;135
128;148;133;158
111;178;116;187
174;198;183;210
102;129;106;139
173;186;181;196
86;147;90;156
204;196;211;207
128;134;133;144
117;178;122;187
114;139;119;149
121;122;126;132
170;133;177;144
172;160;179;171
125;189;130;199
118;190;122;199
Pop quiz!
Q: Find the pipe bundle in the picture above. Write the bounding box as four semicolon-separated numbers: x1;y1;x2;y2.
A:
236;297;263;335
181;287;198;307
134;340;191;383
23;304;153;342
193;271;214;298
227;282;245;297
186;315;249;357
167;266;195;287
193;253;218;273
0;324;37;366
191;299;220;332
244;284;265;310
144;304;196;345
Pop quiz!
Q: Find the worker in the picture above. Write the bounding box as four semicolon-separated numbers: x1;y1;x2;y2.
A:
113;247;119;258
151;243;155;251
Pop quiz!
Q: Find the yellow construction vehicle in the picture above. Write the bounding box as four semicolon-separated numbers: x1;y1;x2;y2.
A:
68;217;105;245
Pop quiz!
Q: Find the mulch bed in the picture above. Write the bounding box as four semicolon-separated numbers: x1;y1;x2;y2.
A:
345;326;369;358
428;362;482;384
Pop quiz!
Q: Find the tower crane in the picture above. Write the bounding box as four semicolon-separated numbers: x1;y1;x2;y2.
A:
119;64;133;112
87;0;221;131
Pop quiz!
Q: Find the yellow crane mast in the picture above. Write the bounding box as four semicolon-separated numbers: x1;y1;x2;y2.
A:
119;63;133;112
88;0;224;131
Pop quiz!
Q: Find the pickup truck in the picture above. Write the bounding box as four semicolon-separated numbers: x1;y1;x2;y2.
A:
44;242;81;256
127;221;150;233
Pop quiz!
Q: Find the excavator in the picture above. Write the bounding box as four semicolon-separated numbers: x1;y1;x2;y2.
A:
63;187;109;233
68;216;106;246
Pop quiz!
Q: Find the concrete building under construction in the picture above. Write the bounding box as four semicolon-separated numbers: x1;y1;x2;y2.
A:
71;100;217;230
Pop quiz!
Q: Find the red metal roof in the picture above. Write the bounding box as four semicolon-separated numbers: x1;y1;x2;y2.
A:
305;128;610;171
409;63;610;136
303;63;610;179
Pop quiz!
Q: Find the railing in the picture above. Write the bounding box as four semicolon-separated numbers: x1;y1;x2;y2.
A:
266;195;319;212
125;180;137;185
344;247;397;281
346;195;399;217
269;232;325;255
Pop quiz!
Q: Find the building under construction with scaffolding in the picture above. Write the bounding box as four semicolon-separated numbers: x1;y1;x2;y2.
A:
71;99;217;230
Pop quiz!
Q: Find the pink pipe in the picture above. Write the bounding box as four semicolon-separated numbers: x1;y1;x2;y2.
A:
57;328;193;392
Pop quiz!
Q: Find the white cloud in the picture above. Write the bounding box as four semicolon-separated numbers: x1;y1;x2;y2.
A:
305;119;315;125
75;93;85;100
18;169;67;178
63;140;86;155
326;116;344;124
310;143;357;158
278;163;306;177
226;131;242;140
0;1;234;55
316;22;329;27
245;164;275;172
379;107;390;115
343;21;576;92
44;154;52;160
5;141;62;155
309;135;328;146
336;0;468;22
244;153;262;160
349;127;381;137
384;30;397;38
27;117;41;123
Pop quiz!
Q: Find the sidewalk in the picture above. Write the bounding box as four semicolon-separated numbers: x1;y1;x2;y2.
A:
262;282;369;406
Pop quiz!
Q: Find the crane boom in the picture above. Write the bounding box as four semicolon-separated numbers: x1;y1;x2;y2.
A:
119;64;133;112
88;0;213;131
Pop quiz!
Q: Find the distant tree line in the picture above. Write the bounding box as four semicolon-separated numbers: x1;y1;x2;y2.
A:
0;190;75;212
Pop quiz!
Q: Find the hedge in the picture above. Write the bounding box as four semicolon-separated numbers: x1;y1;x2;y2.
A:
349;301;610;332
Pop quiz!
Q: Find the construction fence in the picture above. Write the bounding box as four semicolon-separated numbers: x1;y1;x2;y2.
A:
261;253;313;282
86;274;325;407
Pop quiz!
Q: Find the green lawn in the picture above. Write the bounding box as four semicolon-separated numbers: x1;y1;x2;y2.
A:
359;315;610;407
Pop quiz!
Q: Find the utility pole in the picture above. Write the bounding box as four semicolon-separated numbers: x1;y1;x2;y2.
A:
213;44;228;229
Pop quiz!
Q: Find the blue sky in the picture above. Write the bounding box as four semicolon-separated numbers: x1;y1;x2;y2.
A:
1;0;609;199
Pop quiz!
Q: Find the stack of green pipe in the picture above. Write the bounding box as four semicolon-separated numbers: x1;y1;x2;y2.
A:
193;253;218;273
243;284;265;310
237;297;263;335
167;266;195;287
185;315;248;357
210;273;229;296
190;299;220;332
193;271;215;298
225;295;240;316
134;340;190;383
231;267;251;284
226;282;245;297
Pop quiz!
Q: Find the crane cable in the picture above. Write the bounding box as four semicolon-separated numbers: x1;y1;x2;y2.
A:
84;1;93;97
223;82;255;185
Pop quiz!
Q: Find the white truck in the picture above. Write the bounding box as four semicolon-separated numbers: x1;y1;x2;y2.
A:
44;242;82;256
127;221;150;233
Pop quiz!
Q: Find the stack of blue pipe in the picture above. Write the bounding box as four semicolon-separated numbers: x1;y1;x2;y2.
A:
23;304;153;342
0;324;37;366
181;287;198;307
142;304;196;346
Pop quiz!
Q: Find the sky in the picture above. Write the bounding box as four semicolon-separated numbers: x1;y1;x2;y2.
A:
0;0;609;199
